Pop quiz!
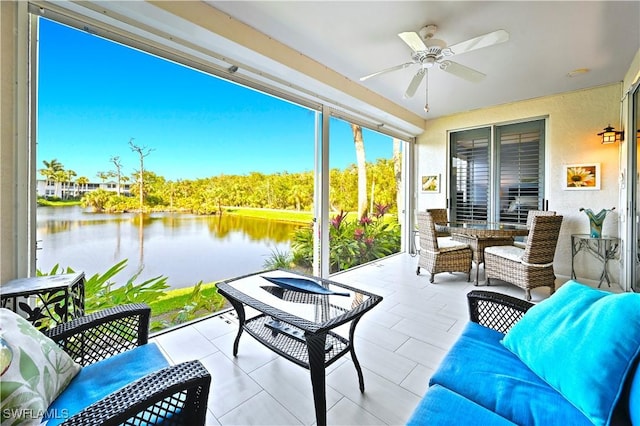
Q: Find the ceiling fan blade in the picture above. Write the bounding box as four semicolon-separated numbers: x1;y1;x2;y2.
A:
398;31;427;52
445;29;509;56
359;62;414;81
404;69;426;98
440;60;485;83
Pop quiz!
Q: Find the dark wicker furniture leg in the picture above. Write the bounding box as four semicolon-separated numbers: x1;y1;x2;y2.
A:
306;332;329;426
348;316;366;392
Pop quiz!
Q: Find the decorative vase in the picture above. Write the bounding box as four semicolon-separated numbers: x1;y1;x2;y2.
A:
579;207;615;238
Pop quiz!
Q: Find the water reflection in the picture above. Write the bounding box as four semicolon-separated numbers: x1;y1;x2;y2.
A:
37;206;303;289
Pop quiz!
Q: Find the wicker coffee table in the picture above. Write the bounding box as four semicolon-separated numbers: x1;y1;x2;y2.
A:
216;270;383;426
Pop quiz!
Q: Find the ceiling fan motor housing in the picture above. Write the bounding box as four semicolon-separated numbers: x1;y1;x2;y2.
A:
419;24;438;40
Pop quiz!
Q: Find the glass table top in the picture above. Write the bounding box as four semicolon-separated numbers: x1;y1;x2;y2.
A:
217;270;381;327
445;221;528;231
436;221;529;238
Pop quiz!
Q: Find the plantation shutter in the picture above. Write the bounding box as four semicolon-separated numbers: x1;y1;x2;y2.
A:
450;128;491;222
448;119;545;225
496;120;545;223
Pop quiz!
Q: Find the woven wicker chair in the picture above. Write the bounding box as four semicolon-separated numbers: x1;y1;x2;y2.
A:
513;210;556;248
45;304;211;425
484;215;563;301
416;212;472;283
427;208;450;237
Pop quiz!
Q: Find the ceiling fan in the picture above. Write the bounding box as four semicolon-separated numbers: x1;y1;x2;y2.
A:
360;25;509;111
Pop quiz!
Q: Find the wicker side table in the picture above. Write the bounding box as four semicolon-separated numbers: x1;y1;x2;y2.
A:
1;272;85;330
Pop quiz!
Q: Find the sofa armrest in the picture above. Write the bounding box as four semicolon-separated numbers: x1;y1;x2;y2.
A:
60;360;211;426
45;304;150;366
467;290;533;334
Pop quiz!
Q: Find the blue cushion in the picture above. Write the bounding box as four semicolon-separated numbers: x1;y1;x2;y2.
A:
45;343;169;425
407;384;516;426
628;361;640;425
502;281;640;426
430;321;591;425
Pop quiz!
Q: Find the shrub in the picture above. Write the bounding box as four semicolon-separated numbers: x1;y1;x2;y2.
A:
291;211;400;273
38;260;169;313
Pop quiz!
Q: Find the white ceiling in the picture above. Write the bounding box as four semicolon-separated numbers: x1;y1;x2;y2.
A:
211;1;640;119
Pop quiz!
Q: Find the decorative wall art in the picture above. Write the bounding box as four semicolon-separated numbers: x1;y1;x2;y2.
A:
564;163;600;190
421;174;440;193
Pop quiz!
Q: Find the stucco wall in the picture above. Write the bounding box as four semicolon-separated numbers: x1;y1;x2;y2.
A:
417;83;622;287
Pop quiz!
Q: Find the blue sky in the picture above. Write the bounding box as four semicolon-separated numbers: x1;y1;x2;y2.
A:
37;18;395;182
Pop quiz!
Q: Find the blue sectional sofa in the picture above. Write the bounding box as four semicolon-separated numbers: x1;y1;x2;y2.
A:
408;282;640;425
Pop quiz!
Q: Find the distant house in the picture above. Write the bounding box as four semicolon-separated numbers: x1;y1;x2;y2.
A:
36;179;131;199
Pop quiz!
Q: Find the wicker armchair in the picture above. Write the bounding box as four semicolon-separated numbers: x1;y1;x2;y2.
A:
513;210;556;248
484;215;563;301
416;212;472;283
467;290;533;333
45;304;211;425
427;208;450;237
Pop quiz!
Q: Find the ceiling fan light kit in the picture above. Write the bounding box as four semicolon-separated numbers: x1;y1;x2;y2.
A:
361;24;510;112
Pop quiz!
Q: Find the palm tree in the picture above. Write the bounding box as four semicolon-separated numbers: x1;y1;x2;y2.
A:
393;138;402;216
40;159;64;197
65;169;77;199
96;171;112;183
52;170;67;199
76;176;89;196
351;124;368;218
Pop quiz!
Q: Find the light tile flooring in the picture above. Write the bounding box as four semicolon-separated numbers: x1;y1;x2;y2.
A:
151;253;558;426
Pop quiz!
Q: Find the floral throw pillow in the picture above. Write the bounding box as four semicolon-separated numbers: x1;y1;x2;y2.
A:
0;308;81;425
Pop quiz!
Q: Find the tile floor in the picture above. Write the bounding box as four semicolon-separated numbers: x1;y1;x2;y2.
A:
150;253;560;425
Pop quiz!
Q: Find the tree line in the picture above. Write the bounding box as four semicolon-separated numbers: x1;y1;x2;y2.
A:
40;128;403;216
69;159;399;215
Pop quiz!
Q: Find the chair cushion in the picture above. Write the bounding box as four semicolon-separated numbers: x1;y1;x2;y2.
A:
45;342;169;425
502;281;640;426
0;308;81;425
436;237;469;252
407;384;516;426
430;321;591;425
484;245;524;262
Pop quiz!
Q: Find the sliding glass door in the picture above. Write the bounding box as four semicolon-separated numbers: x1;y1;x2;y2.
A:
449;119;545;224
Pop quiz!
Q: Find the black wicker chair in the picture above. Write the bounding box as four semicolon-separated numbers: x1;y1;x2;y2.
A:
45;304;211;426
467;290;534;333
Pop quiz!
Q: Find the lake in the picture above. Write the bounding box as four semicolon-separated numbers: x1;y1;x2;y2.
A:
36;206;305;289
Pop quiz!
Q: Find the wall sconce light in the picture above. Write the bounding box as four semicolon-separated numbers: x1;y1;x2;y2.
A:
598;125;624;144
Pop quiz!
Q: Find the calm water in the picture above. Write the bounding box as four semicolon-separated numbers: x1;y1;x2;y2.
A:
36;206;305;289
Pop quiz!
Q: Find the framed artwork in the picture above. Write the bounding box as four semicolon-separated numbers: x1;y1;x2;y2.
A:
564;163;600;190
421;174;440;193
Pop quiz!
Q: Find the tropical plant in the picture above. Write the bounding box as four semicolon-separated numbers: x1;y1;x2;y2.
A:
170;281;226;325
263;247;294;269
291;222;315;270
37;260;169;313
81;188;114;212
291;210;400;273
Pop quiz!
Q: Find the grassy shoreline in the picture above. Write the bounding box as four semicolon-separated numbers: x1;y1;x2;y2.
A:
38;199;314;224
